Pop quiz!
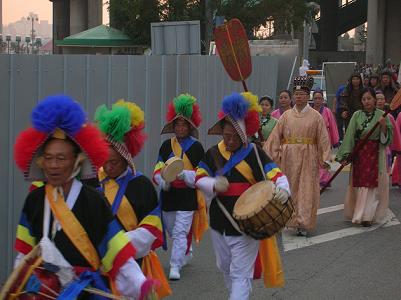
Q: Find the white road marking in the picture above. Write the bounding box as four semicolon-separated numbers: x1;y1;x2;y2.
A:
317;204;344;215
282;209;400;252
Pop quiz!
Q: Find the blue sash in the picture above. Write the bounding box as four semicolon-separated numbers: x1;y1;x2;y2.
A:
57;270;110;300
99;169;142;215
168;136;196;159
216;144;253;176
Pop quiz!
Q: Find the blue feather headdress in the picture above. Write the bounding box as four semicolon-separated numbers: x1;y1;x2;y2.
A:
221;93;249;121
208;91;260;143
31;95;87;136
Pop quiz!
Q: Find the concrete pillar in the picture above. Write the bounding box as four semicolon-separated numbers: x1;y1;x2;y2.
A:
319;0;338;51
383;0;401;64
366;0;385;65
0;0;3;34
52;0;70;54
70;0;87;35
88;0;102;29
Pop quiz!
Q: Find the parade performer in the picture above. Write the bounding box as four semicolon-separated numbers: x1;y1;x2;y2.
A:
336;88;393;226
12;95;155;299
392;112;401;187
376;90;401;175
379;68;399;104
271;90;292;119
95;99;171;298
312;89;340;188
340;73;364;130
255;95;277;145
153;94;207;281
265;76;331;236
196;92;290;300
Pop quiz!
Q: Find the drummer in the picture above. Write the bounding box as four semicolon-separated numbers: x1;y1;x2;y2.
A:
195;92;291;300
153;93;206;281
12;95;155;299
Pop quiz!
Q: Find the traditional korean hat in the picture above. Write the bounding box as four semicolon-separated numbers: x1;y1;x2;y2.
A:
161;93;202;138
14;95;109;181
95;99;147;172
208;92;261;144
293;76;314;94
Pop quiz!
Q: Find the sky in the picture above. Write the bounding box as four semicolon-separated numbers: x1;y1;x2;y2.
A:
3;0;109;25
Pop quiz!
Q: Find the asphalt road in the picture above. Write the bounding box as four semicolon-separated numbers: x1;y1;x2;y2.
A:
157;172;401;299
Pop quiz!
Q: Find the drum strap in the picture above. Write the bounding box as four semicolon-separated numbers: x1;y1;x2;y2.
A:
216;198;244;235
252;143;267;181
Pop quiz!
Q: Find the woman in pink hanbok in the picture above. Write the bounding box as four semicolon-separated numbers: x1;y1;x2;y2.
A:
393;112;401;186
312;90;340;187
271;90;292;119
376;90;401;180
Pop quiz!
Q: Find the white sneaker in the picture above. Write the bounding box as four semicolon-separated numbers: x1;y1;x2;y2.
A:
169;267;180;281
182;252;193;267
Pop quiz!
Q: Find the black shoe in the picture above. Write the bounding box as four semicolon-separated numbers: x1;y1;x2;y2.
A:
361;221;372;227
296;228;307;236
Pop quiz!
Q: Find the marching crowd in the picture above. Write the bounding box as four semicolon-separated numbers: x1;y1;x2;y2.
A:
5;67;399;300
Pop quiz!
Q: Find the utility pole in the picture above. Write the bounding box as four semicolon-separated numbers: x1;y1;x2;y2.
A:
204;0;213;55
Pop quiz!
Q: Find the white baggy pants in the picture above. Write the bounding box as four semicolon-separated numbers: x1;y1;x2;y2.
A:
163;210;194;269
210;229;260;300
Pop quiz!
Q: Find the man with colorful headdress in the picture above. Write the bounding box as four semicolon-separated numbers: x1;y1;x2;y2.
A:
265;76;331;236
95;99;171;298
153;93;206;281
195;92;290;300
12;95;153;299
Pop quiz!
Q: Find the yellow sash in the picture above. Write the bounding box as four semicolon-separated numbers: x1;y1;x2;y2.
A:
171;137;209;243
217;141;285;288
142;252;173;298
217;141;257;184
45;184;100;270
98;168;139;231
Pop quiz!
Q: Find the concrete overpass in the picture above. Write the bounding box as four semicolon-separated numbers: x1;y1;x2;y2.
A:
313;0;401;65
366;0;401;65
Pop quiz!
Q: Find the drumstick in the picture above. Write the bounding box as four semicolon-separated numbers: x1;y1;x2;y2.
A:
18;290;57;300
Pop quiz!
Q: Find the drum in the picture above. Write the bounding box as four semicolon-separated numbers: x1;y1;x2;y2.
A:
161;157;184;183
233;181;294;240
0;246;61;300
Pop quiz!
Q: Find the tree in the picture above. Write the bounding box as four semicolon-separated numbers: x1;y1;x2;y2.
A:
107;0;316;49
109;0;161;45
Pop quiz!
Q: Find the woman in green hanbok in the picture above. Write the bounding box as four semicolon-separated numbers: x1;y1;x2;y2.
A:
336;87;393;227
256;95;277;146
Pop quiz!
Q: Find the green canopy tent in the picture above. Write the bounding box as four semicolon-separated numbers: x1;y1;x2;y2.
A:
56;25;146;54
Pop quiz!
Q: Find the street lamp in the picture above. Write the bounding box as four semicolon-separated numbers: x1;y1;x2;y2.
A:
15;35;21;54
27;13;39;53
25;36;31;54
6;35;11;54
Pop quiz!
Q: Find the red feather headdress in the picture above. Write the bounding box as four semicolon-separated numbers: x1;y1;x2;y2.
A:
94;99;147;172
14;95;109;181
161;93;202;138
208;92;261;143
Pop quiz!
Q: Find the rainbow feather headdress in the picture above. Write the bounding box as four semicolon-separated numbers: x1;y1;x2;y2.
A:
161;93;202;138
208;92;261;143
95;99;147;172
14;95;109;181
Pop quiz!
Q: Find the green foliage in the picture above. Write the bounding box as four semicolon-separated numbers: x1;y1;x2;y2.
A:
215;0;314;37
108;0;317;47
109;0;160;45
